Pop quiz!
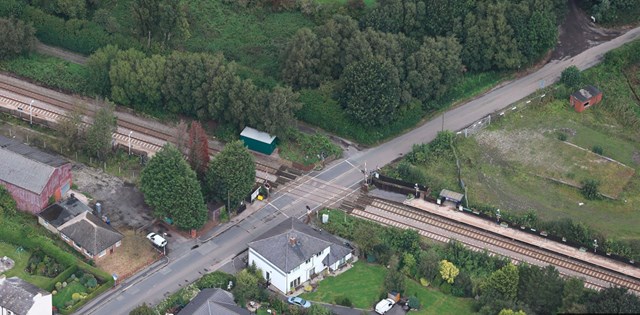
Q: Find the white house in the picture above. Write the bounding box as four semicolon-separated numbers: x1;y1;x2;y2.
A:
247;218;352;294
0;275;52;315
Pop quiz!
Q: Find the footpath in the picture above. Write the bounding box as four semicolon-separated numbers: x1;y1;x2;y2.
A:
404;198;640;279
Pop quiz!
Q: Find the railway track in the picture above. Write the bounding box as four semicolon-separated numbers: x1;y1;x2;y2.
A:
348;195;640;293
0;79;301;187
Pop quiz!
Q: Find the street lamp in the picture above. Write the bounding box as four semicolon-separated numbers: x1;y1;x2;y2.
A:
594;239;598;253
496;209;501;224
128;131;133;155
29;100;33;126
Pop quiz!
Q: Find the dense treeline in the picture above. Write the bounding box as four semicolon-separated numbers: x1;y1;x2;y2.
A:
87;46;301;137
282;0;564;127
586;0;640;25
0;17;35;59
323;209;640;315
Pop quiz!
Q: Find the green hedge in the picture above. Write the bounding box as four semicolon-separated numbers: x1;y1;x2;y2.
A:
48;265;78;292
22;6;138;55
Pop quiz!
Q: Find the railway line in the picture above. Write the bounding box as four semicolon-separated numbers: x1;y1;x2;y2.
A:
0;79;300;189
347;195;640;293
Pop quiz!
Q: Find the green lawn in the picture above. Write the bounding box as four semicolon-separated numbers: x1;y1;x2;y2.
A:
301;262;386;308
52;281;86;309
405;280;475;315
301;262;476;314
0;241;56;290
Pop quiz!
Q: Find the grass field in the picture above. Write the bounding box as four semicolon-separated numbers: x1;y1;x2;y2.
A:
0;241;55;289
416;96;640;240
301;261;475;314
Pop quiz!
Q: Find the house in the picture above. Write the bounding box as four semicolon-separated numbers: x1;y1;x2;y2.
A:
178;288;250;315
240;127;277;155
38;196;123;261
248;218;353;294
0;135;72;213
570;85;602;112
0;275;52;315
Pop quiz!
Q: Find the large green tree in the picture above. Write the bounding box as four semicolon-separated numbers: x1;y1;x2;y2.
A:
585;287;640;314
131;0;190;48
258;86;302;137
109;49;166;112
340;57;400;126
85;100;116;161
205;141;255;211
517;264;563;315
140;144;208;230
86;45;120;96
0;18;35;60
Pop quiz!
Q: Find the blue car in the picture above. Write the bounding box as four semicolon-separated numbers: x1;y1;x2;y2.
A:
287;296;311;308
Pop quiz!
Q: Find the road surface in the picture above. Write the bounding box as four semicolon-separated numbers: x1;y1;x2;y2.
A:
77;26;640;315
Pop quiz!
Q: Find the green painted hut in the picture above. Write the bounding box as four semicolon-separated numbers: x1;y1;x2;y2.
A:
240;127;277;155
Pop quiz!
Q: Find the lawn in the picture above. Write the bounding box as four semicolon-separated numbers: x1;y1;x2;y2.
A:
405;280;475;315
52;281;85;309
0;241;57;290
301;262;476;314
301;262;386;308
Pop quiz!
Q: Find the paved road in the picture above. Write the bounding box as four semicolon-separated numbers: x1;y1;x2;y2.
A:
77;27;640;315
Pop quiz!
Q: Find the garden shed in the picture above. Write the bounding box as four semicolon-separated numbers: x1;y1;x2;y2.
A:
438;189;465;208
570;85;602;112
240;127;277;155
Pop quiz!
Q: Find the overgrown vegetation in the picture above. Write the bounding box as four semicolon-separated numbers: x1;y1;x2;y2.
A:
0;53;89;94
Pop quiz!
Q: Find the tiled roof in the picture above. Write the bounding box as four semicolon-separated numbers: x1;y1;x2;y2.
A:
178;288;250;315
60;211;123;256
0;276;50;314
248;218;351;273
0;135;68;194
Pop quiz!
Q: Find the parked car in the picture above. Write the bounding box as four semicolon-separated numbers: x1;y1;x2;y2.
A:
146;232;167;247
375;298;396;314
287;296;311;308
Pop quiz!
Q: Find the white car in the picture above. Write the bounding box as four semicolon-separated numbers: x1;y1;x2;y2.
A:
375;298;396;314
146;232;167;247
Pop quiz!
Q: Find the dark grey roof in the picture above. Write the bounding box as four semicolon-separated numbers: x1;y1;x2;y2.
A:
59;209;123;256
0;135;69;194
439;189;464;202
0;276;50;314
38;196;87;227
571;85;601;102
248;218;352;273
178;288;250;315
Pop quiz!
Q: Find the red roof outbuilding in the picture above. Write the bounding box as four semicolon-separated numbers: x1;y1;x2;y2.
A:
570;85;602;113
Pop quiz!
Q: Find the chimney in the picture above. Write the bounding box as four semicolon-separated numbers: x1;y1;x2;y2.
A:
289;235;297;247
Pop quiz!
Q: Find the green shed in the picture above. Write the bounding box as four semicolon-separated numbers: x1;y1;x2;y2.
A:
240;126;277;155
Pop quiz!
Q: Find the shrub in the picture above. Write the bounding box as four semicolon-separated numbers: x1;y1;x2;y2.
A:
592;145;603;155
336;296;353;307
195;271;235;290
560;66;581;89
408;296;421;310
581;179;601;200
439;282;452;295
557;132;567;141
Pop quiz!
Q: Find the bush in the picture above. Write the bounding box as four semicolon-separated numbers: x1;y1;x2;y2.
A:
195;271;235;290
592;145;603;155
408;296;421;310
581;179;601;200
557;132;567;141
439;282;452;295
560;66;582;89
335;296;353;307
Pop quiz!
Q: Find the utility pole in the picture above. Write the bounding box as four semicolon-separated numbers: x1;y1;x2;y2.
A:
29;100;33;126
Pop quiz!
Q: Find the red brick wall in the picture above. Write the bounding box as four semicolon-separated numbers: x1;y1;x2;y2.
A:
0;163;72;214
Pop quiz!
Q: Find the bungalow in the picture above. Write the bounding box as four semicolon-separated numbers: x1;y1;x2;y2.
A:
0;275;52;315
248;218;352;294
38;196;123;261
178;288;250;315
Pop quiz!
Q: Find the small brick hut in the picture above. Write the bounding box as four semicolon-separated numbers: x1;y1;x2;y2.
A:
570;85;602;113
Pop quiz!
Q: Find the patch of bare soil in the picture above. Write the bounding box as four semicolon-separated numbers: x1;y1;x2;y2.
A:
552;0;626;60
95;229;160;279
71;164;153;229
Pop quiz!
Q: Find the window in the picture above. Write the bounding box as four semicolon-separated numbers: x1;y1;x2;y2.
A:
98;250;106;258
115;241;122;247
305;258;311;264
289;277;301;290
316;251;322;257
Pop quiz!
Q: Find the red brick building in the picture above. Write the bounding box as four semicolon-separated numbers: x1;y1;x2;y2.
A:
0;136;72;213
570;85;603;113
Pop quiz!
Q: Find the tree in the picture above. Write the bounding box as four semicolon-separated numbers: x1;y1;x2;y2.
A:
481;262;519;303
581;179;601;200
340;57;400;126
173;120;189;154
257;86;302;137
139;144;208;230
352;223;380;257
54;0;86;19
85;100;116;161
195;271;235;290
560;66;582;89
281;28;321;88
57;102;86;152
109;49;166;112
439;260;459;284
187;122;210;180
0;185;17;220
205;141;255;210
517;264;563;315
560;277;586;314
585;287;640;314
498;309;526;315
401;253;417;277
129;303;154;315
0;18;35;60
383;255;406;295
131;0;190;48
232;269;263;306
417;249;440;282
86;45;120;96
